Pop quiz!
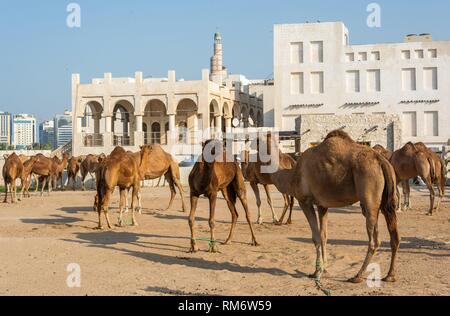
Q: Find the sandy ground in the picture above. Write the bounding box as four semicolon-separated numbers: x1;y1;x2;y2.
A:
0;184;448;296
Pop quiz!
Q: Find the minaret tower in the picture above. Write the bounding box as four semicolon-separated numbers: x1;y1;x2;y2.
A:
210;32;228;84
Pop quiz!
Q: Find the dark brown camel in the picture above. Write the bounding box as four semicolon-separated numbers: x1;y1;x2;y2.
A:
291;130;400;283
80;154;104;191
3;153;23;203
188;140;258;253
66;156;82;191
51;153;69;190
391;142;436;215
96;147;149;229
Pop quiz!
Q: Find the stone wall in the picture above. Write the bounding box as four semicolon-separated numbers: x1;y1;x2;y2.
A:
297;114;402;152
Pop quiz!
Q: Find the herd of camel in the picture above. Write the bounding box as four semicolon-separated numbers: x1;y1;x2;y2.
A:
2;130;448;284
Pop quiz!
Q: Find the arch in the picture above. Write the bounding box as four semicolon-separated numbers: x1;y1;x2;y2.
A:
209;100;220;129
112;100;135;146
144;99;167;117
176;99;198;145
151;122;162;144
82;101;104;147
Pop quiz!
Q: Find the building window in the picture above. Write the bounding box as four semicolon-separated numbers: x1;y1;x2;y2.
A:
428;49;437;58
310;41;324;63
415;49;424;59
310;72;324;94
346;70;360;93
402;112;417;137
345;53;355;62
290;72;304;95
290;42;303;64
358;52;368;61
423;67;438;90
401;68;416;91
402;50;411;60
371;51;380;61
367;69;381;92
424;111;439;136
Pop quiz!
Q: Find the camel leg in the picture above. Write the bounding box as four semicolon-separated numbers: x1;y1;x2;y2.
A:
434;177;444;213
11;180;17;204
165;175;177;212
318;207;329;275
19;178;25;201
136;190;142;215
222;188;239;245
382;212;400;283
405;181;412;210
207;193;219;253
40;177;47;197
424;177;436;216
300;201;322;279
236;186;259;247
348;207;378;284
287;196;295;225
33;174;39;193
3;180;8;203
277;194;290;225
81;173;86;191
174;177;187;213
118;189;126;227
131;186;139;227
264;185;279;224
250;182;263;225
188;195;200;253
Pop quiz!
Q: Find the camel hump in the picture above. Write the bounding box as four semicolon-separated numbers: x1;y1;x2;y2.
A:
324;130;354;142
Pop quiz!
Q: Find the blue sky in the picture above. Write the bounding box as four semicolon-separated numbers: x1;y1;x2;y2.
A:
0;0;449;121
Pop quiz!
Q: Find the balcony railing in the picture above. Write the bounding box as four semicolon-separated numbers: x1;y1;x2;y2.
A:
144;132;168;145
83;133;104;147
113;134;134;147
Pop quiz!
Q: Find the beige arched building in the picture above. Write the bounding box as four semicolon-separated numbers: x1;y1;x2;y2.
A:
71;34;263;157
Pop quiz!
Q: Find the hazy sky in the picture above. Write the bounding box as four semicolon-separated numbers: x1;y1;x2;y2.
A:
0;0;449;121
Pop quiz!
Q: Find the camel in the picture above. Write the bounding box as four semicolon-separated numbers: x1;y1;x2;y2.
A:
80;154;104;191
127;145;186;213
241;138;296;225
19;156;40;199
66;156;82;190
95;147;149;229
291;130;399;283
414;142;446;214
391;143;436;215
30;154;55;196
2;153;24;203
373;145;393;161
188;140;258;253
51;153;69;190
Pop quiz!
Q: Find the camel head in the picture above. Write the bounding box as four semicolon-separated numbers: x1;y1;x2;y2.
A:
3;154;9;160
97;153;107;163
201;140;224;164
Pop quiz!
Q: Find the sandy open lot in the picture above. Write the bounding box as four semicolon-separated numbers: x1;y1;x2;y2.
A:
0;184;448;296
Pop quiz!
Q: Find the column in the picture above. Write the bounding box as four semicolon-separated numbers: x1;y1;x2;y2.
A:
215;115;222;137
134;115;143;146
226;117;232;133
104;115;113;147
168;114;176;147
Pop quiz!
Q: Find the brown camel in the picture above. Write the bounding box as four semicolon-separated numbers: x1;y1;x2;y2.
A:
3;153;24;203
291;130;400;283
414;142;446;214
31;154;55;196
188;140;258;253
373;145;393;161
51;153;69;190
127;145;186;213
80;154;104;191
66;156;82;191
241;139;296;225
96;147;149;229
19;156;40;199
391;142;436;215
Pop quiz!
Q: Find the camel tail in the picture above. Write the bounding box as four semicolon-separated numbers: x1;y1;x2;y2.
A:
427;156;436;183
226;183;238;205
440;157;447;193
170;161;185;193
379;157;398;231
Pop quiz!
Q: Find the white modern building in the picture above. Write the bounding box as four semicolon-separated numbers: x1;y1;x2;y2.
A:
0;111;11;145
13;114;37;148
54;111;72;149
273;22;450;150
39;120;55;148
71;33;263;157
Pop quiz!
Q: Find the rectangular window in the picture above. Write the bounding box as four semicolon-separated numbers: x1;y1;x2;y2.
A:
290;42;303;64
423;67;438;90
428;49;437;58
310;41;324;63
371;51;380;61
290;73;304;95
424;111;439;136
402;50;411;60
367;69;381;92
415;49;424;59
403;112;417;137
358;52;368;61
346;70;360;93
346;53;354;62
310;72;324;94
402;68;416;91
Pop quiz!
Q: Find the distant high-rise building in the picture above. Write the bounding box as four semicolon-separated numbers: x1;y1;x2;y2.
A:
0;111;12;145
39;120;55;148
13;114;37;149
54;110;73;148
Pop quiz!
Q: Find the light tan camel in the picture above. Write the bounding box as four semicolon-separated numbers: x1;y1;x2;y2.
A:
188;140;258;253
414;142;446;215
30;154;55;196
241;140;296;225
127;145;186;213
66;156;82;191
391;142;436;215
52;153;69;190
291;130;400;283
19;156;40;199
95;147;150;229
373;145;393;161
3;153;24;203
80;154;104;191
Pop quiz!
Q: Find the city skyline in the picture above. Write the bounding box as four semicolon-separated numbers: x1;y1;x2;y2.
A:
1;1;450;121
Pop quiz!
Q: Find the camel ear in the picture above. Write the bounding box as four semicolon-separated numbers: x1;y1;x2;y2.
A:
4;154;9;159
